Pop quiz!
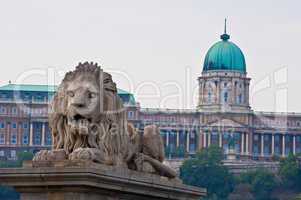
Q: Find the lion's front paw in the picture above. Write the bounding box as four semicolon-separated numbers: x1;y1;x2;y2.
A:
33;149;67;162
68;148;104;163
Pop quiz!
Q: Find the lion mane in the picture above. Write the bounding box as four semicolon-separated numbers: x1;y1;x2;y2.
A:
49;62;130;165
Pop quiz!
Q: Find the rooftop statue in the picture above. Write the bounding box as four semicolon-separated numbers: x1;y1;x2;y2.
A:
33;62;177;179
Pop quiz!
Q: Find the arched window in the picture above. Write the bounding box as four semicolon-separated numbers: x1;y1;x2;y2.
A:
208;92;212;103
223;92;228;103
237;94;242;104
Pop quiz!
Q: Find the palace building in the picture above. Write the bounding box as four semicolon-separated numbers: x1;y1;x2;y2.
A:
0;26;301;163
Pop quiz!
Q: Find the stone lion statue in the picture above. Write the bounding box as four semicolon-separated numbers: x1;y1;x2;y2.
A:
33;62;176;179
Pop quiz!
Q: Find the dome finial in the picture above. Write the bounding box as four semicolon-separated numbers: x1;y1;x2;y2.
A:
221;18;230;41
224;18;227;34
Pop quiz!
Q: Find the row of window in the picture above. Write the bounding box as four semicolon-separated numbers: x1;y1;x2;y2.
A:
253;145;301;156
207;91;244;104
0;93;52;102
0;133;51;145
0;150;16;158
0;122;28;129
0;106;47;115
253;134;301;143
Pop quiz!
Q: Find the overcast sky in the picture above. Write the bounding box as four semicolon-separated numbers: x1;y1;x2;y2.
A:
0;0;300;112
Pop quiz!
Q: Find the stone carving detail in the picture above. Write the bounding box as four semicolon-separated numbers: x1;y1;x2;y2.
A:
33;62;176;179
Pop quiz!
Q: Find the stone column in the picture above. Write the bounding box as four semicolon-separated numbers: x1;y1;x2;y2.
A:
41;123;45;146
241;133;245;154
17;123;21;146
176;131;180;148
208;132;211;147
271;134;275;155
219;132;222;148
6;122;10;145
197;131;202;150
293;135;296;155
246;133;249;155
282;134;286;157
166;131;169;147
29;122;33;146
204;132;207;148
246;82;250;105
261;134;264;157
186;132;190;153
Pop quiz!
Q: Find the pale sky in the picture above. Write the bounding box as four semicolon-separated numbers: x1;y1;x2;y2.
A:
0;0;300;112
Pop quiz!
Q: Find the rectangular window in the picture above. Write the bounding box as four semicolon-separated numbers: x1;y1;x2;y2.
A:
23;123;28;129
254;134;259;141
211;132;219;146
0;107;6;114
264;135;270;141
237;94;242;104
0;150;4;157
22;135;29;145
264;146;270;155
285;147;291;155
0;134;5;144
224;92;228;103
34;134;41;145
0;122;5;129
12;107;17;114
11;134;17;145
253;144;259;155
275;135;280;142
296;146;301;154
127;111;134;119
208;92;212;103
12;123;17;129
297;136;301;143
275;146;281;155
223;143;228;152
189;143;196;152
10;150;16;159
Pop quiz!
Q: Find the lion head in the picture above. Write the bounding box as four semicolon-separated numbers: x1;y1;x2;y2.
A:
49;62;129;164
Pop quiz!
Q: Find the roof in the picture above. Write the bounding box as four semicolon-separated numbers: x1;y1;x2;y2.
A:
0;84;58;92
203;33;246;73
0;84;136;105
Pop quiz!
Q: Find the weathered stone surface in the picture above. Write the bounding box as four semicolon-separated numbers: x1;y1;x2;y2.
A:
1;62;206;200
33;62;176;179
0;161;206;200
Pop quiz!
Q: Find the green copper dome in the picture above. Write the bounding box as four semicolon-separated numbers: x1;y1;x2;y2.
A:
203;31;246;73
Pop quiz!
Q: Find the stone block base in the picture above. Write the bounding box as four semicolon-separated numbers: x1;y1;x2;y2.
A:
0;160;206;200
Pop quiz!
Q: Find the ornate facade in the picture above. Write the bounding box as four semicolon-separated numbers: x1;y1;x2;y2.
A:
0;28;300;162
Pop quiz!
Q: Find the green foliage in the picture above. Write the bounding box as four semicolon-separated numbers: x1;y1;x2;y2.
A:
228;184;254;200
0;186;19;200
238;169;277;200
174;146;186;158
0;151;33;200
279;153;301;190
165;146;187;158
0;151;34;168
180;145;235;200
271;154;281;161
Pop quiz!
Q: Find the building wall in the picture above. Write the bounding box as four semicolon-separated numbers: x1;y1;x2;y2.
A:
1;88;301;161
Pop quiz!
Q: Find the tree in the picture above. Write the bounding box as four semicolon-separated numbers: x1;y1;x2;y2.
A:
238;169;277;200
279;153;301;190
228;184;254;200
0;151;34;200
0;186;19;200
180;145;235;200
0;151;34;168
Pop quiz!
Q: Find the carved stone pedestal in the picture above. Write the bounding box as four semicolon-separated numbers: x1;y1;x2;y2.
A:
227;149;237;160
0;161;206;200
